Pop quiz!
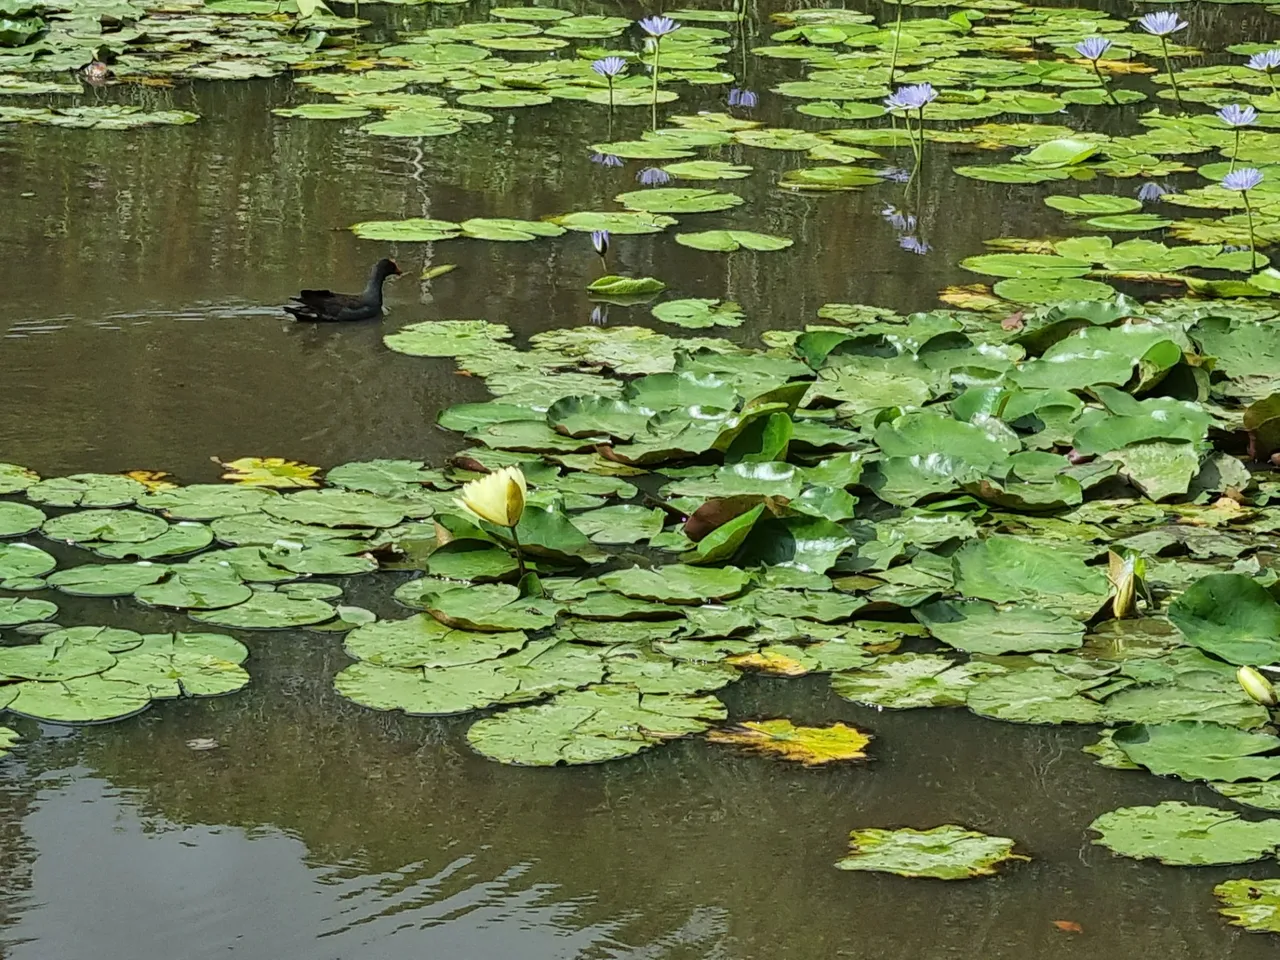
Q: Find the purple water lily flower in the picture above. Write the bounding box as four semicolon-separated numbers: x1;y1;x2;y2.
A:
1218;104;1257;126
884;82;937;111
1075;37;1112;61
899;236;931;255
591;56;627;78
590;152;624;167
638;15;679;37
590;305;609;325
1137;181;1169;202
636;166;671;185
728;88;758;109
591;230;610;256
1247;49;1280;73
1137;11;1187;36
876;167;913;184
1223;167;1264;192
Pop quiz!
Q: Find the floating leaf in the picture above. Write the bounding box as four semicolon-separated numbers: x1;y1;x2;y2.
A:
674;230;794;252
707;719;871;765
1090;802;1280;866
1215;879;1280;934
835;825;1029;880
651;298;745;329
218;457;321;489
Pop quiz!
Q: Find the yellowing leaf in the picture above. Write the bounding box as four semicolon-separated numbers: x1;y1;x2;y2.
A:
938;283;1004;312
122;470;177;492
218;457;321;488
727;650;807;676
707;719;872;766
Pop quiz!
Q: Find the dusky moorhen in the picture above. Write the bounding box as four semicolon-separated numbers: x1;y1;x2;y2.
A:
284;258;402;322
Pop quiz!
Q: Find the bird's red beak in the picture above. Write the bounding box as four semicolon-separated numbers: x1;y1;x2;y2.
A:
390;260;402;275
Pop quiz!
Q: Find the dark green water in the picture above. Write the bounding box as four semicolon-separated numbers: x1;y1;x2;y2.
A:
1;2;1277;956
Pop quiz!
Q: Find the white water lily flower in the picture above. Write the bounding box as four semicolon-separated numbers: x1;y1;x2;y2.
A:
1237;666;1277;707
457;466;526;528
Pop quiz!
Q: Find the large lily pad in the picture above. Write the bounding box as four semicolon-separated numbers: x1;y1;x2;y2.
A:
835;825;1028;880
465;683;727;765
599;564;751;603
0;543;56;579
190;592;335;629
1090;802;1280;866
1113;722;1280;782
1167;573;1280;665
831;654;1004;709
344;614;526;668
915;599;1084;655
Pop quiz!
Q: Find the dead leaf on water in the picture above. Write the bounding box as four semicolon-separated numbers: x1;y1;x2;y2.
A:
1052;920;1083;933
422;264;458;280
726;650;808;676
216;456;321;488
707;719;872;765
123;470;177;492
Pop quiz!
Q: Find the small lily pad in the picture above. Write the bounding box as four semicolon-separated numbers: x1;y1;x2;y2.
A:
835;825;1029;880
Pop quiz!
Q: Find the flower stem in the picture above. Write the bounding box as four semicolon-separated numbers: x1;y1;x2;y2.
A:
904;111;919;164
1161;37;1183;111
1092;61;1119;105
1231;127;1240;173
917;105;926;159
607;76;613;112
1244;192;1259;271
888;0;904;85
651;39;661;130
1269;72;1278;100
509;524;526;579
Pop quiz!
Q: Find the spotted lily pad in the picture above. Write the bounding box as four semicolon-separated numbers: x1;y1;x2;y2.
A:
835;825;1029;879
1215;879;1280;934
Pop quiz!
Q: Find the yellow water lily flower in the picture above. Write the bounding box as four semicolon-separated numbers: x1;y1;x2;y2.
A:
1237;666;1277;707
456;466;526;528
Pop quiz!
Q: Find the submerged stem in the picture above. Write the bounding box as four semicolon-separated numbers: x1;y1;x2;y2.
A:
651;40;661;130
888;0;904;85
1244;192;1259;271
1161;37;1183;111
1092;61;1119;105
510;524;526;579
1231;127;1240;173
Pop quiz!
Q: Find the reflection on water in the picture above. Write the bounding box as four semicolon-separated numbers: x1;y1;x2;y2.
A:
2;0;1279;955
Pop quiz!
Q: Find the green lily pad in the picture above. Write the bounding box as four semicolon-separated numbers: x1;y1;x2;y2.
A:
674;230;794;252
0;597;58;627
831;654;1005;709
0;642;116;682
465;683;727;765
1090;802;1280;866
42;509;168;545
5;675;153;724
663;160;754;180
139;485;279;520
0;727;16;758
0;542;56;579
39;626;143;653
616;187;744;214
952;536;1110;618
46;562;168;597
599;564;751;604
334;660;520;716
1046;194;1144;216
25;474;143;508
835;825;1028;880
586;275;667;296
552;210;677;234
94;522;214;561
350;218;462;242
263;490;404;529
916;600;1084;655
0;501;44;537
1167;573;1280;665
459;218;565;241
651;298;745;329
272;103;371;120
191;592;335;630
427;583;561;632
344;614;525;668
134;569;253;610
384;319;513;357
1113;722;1280;783
108;632;249;698
967;667;1107;725
0;463;38;494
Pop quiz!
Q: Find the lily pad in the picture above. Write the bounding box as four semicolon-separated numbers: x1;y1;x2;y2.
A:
651;298;745;329
674;230;794;252
707;719;871;765
1113;722;1280;783
831;654;1004;709
5;675;153;724
599;564;751;604
0;597;58;627
0;501;44;537
191;592;335;630
1167;573;1280;665
465;683;727;765
1090;802;1280;866
916;600;1084;655
0;543;56;579
46;562;168;597
835;825;1028;880
1215;879;1280;934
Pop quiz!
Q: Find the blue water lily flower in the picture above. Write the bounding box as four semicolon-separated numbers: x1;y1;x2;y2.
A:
1218;104;1257;126
899;236;931;255
638;15;679;37
591;56;627;78
591;230;610;256
590;152;624;167
1137;181;1169;202
590;305;609;326
884;82;937;111
1223;167;1264;192
636;166;671;185
1247;49;1280;72
1137;11;1187;36
728;88;758;108
1075;37;1112;61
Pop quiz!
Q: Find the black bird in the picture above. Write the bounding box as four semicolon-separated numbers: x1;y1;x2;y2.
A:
284;258;402;322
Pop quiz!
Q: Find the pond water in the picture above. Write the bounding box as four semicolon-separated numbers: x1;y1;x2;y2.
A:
3;0;1280;956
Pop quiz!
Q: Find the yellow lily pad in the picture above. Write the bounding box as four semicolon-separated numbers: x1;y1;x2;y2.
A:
218;457;322;489
706;719;872;766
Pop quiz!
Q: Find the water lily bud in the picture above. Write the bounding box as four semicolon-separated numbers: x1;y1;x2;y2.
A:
1107;551;1138;619
457;466;526;528
1237;666;1277;707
